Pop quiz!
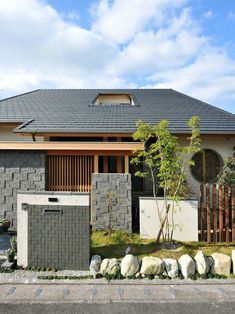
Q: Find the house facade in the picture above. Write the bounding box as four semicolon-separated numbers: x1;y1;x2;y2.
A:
0;89;235;230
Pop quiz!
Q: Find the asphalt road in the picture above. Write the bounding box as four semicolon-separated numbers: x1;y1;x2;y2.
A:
1;301;235;314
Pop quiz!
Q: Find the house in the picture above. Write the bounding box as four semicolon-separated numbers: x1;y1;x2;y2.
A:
0;89;235;232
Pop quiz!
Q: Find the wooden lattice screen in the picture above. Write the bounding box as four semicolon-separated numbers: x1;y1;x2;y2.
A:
48;155;93;192
199;184;235;242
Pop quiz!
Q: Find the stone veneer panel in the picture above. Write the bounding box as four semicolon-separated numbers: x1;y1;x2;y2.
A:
0;151;45;224
28;204;90;270
92;173;132;232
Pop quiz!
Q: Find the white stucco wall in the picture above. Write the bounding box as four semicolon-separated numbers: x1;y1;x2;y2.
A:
0;126;43;141
139;197;198;241
178;134;235;199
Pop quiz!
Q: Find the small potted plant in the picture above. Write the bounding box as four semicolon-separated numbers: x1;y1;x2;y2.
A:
5;249;15;263
10;236;17;252
0;218;11;233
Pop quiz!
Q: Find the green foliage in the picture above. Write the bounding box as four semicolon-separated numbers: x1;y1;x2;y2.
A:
36;271;229;281
217;156;235;185
104;272;125;281
37;272;229;281
0;267;14;273
132;116;201;200
154;116;201;200
10;236;17;244
178;272;184;280
132;116;201;242
0;218;10;224
5;248;15;256
23;265;58;271
158;274;171;280
194;272;227;280
37;275;94;280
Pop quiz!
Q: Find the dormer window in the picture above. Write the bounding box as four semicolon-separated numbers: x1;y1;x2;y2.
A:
92;93;134;106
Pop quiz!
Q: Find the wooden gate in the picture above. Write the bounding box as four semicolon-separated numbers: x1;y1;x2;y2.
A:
199;184;235;242
47;155;93;192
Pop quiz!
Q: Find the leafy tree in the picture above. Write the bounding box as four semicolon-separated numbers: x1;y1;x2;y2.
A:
217;156;235;186
131;116;201;243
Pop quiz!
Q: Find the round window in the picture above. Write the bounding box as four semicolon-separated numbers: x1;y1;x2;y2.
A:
190;149;223;183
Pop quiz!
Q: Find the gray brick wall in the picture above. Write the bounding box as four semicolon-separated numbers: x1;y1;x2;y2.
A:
27;205;90;270
0;151;45;225
92;174;132;232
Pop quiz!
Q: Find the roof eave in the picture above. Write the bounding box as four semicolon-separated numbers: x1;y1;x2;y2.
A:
13;128;235;135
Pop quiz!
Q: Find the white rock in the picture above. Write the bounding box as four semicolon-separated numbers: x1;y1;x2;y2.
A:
178;254;195;278
211;253;231;277
90;255;101;278
208;256;214;270
162;270;168;276
100;258;120;276
100;258;109;276
163;258;178;278
232;250;235;275
140;256;164;276
120;254;140;277
194;251;209;275
107;258;120;275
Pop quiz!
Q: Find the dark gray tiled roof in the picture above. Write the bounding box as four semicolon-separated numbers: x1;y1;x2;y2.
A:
0;89;234;134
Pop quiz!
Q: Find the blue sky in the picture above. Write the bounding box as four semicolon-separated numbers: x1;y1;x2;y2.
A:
0;0;235;113
192;1;235;54
47;0;235;46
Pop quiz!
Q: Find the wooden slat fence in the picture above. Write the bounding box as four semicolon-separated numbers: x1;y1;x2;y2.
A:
48;155;93;192
199;184;235;242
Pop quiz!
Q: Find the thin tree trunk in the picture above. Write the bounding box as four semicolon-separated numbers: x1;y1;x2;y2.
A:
156;204;171;243
170;201;175;242
151;168;161;220
150;168;156;198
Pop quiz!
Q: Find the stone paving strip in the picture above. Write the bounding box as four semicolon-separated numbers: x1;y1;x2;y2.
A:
0;281;235;303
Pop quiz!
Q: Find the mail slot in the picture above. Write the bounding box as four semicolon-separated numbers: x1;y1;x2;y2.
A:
48;197;58;202
43;208;63;215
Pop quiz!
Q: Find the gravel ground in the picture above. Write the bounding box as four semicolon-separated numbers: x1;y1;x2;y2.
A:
1;250;92;283
0;234;92;283
0;269;92;283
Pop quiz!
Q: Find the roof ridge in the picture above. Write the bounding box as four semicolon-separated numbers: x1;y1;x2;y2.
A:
171;89;234;117
0;89;40;103
39;88;172;91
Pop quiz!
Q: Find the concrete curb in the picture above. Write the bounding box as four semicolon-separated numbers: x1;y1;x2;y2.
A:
1;278;235;285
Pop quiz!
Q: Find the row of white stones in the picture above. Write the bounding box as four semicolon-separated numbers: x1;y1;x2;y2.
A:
90;251;235;279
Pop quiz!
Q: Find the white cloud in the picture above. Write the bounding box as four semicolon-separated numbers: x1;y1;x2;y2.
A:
111;9;206;75
228;11;235;20
0;0;234;113
0;0;123;97
62;11;80;22
91;0;186;44
202;10;214;20
147;51;235;110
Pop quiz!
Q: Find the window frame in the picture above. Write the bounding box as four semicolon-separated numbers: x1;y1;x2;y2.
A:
190;149;223;184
